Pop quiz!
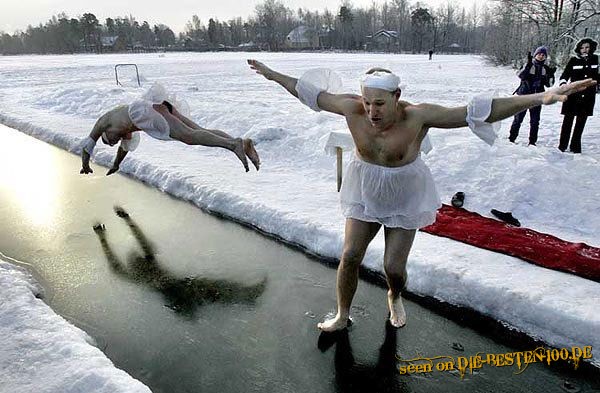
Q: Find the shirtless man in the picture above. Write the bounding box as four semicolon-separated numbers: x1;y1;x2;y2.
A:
248;59;596;331
80;100;260;175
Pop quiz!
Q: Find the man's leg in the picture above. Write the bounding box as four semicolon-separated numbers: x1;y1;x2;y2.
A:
318;218;381;332
152;103;249;171
509;110;526;142
569;115;588;153
166;104;260;170
528;105;541;145
383;226;417;328
559;114;575;151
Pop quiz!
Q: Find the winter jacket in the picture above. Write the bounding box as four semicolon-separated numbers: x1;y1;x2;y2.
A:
514;60;555;95
559;39;599;116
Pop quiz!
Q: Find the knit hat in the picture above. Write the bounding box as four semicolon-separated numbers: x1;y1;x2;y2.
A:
533;46;548;57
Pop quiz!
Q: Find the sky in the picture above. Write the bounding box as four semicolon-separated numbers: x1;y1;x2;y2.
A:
0;0;477;35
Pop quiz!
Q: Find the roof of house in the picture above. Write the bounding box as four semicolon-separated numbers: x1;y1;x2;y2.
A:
287;25;313;43
367;29;399;39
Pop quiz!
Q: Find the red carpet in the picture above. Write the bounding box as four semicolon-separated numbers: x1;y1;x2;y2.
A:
421;204;600;282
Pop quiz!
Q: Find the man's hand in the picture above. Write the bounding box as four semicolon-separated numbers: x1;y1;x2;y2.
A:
106;166;119;176
80;164;93;174
542;78;597;105
247;59;275;80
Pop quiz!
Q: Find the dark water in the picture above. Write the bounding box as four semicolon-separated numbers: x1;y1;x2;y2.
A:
0;126;598;393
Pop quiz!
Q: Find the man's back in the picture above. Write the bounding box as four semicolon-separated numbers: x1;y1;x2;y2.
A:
98;105;137;143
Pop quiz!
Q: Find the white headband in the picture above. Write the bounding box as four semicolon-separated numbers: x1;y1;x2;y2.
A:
360;71;401;92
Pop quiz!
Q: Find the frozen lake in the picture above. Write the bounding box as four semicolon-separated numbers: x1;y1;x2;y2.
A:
1;52;599;382
1;127;598;392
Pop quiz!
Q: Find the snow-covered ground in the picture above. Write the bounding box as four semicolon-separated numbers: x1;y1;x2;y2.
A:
0;254;151;393
1;52;599;387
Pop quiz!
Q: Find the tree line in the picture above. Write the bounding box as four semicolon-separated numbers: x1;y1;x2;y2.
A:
1;0;598;66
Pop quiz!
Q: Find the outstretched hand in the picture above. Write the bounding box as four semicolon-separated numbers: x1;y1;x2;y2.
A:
542;78;597;105
247;59;274;80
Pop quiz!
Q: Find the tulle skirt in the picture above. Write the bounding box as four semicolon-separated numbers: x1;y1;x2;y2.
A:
128;99;172;141
340;154;441;229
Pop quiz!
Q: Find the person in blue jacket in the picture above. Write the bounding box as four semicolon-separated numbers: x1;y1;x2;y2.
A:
509;46;556;145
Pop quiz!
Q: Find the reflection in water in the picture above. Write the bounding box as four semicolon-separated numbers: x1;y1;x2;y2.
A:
0;127;60;227
93;206;267;318
318;322;410;393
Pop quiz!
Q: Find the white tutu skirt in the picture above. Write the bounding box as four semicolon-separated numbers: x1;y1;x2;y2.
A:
340;154;441;229
128;100;173;141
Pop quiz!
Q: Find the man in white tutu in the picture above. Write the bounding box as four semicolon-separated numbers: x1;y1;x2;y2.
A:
248;59;595;332
80;99;260;176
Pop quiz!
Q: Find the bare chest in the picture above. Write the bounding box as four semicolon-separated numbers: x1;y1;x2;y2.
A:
346;117;423;166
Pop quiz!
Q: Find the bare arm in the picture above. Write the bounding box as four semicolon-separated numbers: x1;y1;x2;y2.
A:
486;78;596;122
106;146;128;176
420;104;468;129
317;92;363;116
422;78;597;128
248;59;299;97
247;59;362;116
80;117;107;174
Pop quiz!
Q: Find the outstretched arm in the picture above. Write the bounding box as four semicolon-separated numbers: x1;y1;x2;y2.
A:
80;117;107;174
422;78;597;128
107;146;128;176
486;78;596;122
93;224;130;278
247;59;361;116
420;104;468;129
247;59;299;98
114;206;156;258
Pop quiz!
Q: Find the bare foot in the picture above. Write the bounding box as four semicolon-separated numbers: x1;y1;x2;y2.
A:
388;290;406;328
233;138;249;172
243;139;260;171
152;103;170;116
317;314;350;332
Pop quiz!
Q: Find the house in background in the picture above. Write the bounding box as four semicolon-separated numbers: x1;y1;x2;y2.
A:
286;26;318;49
448;43;462;53
237;41;260;51
100;36;126;52
366;29;399;51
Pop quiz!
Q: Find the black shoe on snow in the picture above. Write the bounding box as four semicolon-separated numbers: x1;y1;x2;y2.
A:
491;209;521;227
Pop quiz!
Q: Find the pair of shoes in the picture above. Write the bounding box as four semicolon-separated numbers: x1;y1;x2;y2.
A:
451;192;465;208
490;209;521;227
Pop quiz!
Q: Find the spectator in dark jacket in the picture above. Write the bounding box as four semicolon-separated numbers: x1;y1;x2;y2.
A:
509;46;556;145
558;37;600;153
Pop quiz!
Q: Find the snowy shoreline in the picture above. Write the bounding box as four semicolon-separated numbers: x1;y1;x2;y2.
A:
0;255;152;393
